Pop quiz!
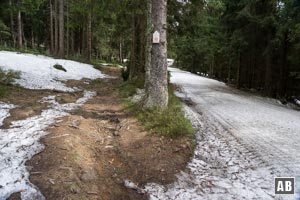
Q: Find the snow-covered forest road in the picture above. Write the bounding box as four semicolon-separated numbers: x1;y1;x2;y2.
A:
144;68;300;200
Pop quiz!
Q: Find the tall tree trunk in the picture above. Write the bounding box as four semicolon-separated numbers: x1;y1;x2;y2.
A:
129;12;146;81
66;0;69;56
71;30;74;54
264;32;273;97
236;52;241;88
81;26;85;55
119;38;123;63
264;51;273;96
129;16;137;80
58;0;64;57
9;0;16;47
50;0;54;53
279;32;289;97
209;58;214;78
31;28;35;48
17;2;22;48
227;64;231;83
54;0;58;54
144;0;168;108
144;0;152;92
87;12;92;60
21;22;27;48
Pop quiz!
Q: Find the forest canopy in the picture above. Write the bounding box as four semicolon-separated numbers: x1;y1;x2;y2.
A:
0;0;300;100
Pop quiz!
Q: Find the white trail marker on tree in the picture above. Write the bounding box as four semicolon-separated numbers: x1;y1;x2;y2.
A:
153;31;160;44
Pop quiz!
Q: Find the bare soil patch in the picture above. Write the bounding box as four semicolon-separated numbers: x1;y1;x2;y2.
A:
6;67;194;200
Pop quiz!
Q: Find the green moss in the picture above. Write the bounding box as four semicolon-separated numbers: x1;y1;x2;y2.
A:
53;64;67;72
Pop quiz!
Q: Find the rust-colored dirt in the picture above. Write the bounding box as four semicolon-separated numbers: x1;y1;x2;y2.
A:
6;67;194;200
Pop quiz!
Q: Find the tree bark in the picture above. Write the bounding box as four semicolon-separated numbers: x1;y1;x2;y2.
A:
87;12;92;60
9;0;16;47
66;0;69;56
129;16;139;80
21;22;26;48
71;30;74;54
279;32;289;97
144;0;152;92
54;0;58;54
17;1;23;48
236;52;241;88
119;38;123;63
31;28;35;48
50;0;54;53
144;0;168;109
58;0;64;57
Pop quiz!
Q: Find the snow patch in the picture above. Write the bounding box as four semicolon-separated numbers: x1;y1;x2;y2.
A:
158;67;300;200
296;99;300;106
0;51;106;92
0;90;96;200
141;105;276;200
167;59;175;67
131;67;300;199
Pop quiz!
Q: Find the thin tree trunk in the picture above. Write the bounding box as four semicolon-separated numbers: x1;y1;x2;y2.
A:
119;38;122;63
54;0;58;54
227;64;231;83
71;30;74;54
87;12;92;60
31;28;35;48
9;0;16;47
264;55;272;96
279;32;289;97
58;0;64;57
210;58;214;78
81;26;85;55
236;52;241;89
144;0;152;92
144;0;168;108
21;22;27;48
66;0;69;56
17;3;22;48
50;0;54;53
264;33;273;97
129;16;137;80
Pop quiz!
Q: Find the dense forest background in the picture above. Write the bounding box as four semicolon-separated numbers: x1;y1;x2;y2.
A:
0;0;300;101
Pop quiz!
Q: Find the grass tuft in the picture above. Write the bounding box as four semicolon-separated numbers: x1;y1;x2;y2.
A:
0;67;21;96
119;81;194;137
137;90;194;137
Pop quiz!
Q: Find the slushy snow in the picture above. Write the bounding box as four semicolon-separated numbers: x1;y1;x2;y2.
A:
0;91;96;200
138;67;300;200
0;51;105;92
0;52;105;199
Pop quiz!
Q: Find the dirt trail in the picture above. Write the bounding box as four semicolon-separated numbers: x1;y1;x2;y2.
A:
6;68;193;200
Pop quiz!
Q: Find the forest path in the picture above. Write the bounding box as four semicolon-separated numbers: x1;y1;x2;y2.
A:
143;67;300;200
1;64;193;200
